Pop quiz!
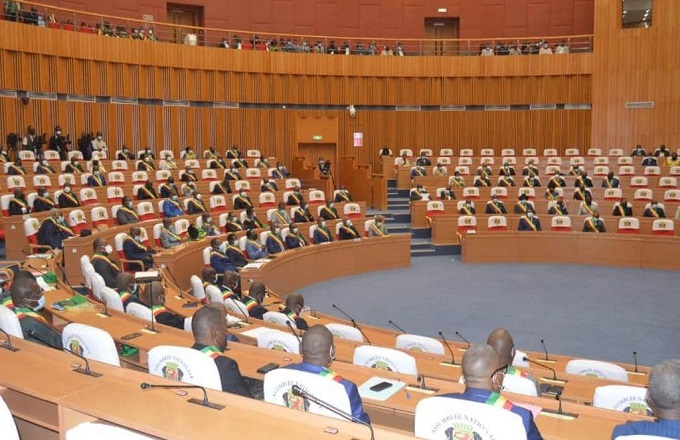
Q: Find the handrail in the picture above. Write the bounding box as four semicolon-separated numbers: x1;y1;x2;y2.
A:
5;0;593;55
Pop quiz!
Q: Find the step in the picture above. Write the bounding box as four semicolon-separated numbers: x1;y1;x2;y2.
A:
392;212;411;223
410;248;437;257
387;225;412;234
411;228;432;239
410;240;433;250
387;179;397;189
387;196;410;202
387;203;410;211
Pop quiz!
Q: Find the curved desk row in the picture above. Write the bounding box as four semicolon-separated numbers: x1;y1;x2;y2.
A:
461;232;680;271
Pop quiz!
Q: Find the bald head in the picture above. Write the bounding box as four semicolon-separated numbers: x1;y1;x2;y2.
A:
461;344;502;392
249;282;266;303
9;277;42;308
301;325;334;366
222;271;239;289
486;328;515;367
285;292;304;314
202;267;216;283
115;272;135;292
93;237;106;252
130;226;141;237
192;304;227;351
140;281;165;306
648;359;680;418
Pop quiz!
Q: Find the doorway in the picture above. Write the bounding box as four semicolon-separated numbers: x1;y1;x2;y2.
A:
167;3;204;44
298;143;337;178
424;18;460;56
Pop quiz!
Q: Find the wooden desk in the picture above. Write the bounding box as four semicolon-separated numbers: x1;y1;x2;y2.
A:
461;232;680;271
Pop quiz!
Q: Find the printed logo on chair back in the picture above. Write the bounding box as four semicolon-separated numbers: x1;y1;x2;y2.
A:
445;424;483;440
13;178;20;186
617;399;653;416
624;220;632;227
77;212;85;221
465;218;472;225
365;355;395;371
492;218;501;226
68;338;84;356
274;380;310;412
151;355;196;382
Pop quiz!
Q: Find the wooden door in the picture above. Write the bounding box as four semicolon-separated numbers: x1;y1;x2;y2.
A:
166;3;204;44
424;18;460;55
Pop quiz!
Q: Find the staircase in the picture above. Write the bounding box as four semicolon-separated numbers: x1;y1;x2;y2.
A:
385;179;437;257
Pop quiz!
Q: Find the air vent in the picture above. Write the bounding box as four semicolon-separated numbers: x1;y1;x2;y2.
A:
26;92;57;101
530;104;557;110
396;106;421;111
67;94;96;103
0;90;18;98
485;105;510;111
440;105;465;111
163;100;189;107
111;97;138;105
564;104;592;110
213;102;240;109
625;101;654;109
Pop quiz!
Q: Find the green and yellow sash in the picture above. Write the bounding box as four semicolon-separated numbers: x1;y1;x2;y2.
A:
616;204;627;216
11;197;27;208
118;206;139;220
124;236;147;251
272;169;284;179
1;295;14;309
140;161;154;171
318;368;344;383
226;171;240;180
273;211;289;224
501;177;514;186
47;217;75;236
290;193;302;205
586;217;600;233
340;226;357;238
460;205;474;215
582;203;596;216
370;223;387;237
485;392;514;410
337;191;351;202
242;296;258;312
451;177;465;187
264;182;276;191
118;290;132;304
269;234;285;250
164;228;183;242
321;206;338;219
648;208;660;218
226;221;242;231
61;192;80;206
433;168;446;177
14;307;47;324
316;227;331;241
236;196;253;208
90;174;105;186
517;202;529;214
506;365;529;378
521;216;538;231
200;345;222;360
91;253;120;272
489;201;504;214
9;165;26;176
139;186;157;199
151;304;167;318
189;199;207;213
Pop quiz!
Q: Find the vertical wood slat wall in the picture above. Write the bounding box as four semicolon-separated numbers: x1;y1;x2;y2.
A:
0;21;593;167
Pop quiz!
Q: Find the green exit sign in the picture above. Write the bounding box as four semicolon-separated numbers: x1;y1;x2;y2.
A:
312;135;323;141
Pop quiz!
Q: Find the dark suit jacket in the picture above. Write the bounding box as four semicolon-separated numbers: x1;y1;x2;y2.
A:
191;343;252;397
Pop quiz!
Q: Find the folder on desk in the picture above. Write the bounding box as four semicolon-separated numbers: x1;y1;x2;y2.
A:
358;377;406;401
239;326;275;339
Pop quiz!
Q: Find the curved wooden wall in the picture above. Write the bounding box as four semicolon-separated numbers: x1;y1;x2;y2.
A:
0;21;592;169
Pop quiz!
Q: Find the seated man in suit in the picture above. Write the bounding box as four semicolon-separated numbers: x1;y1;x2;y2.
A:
522;160;539;177
197;213;219;238
513;193;532;214
459;199;475;215
137;180;158;200
433;162;448;177
612;359;680;439
577;193;599;215
87;168;107;187
285;223;307;248
140;281;185;330
630;145;647;157
518;210;542;232
215;270;240;301
117;145;133;160
613;198;634;217
38;209;75;249
91;237;120;289
313;217;333;243
287;185;305;206
547;197;569;215
582;212;606;233
368;215;389;237
334;185;353;203
294;202;315;223
225;234;248;269
601;171;620;189
441;344;543;440
186;191;208;215
416;152;431;167
116;272;141;312
159;177;178;198
260;177;279;192
181;165;199;183
182;147;197;160
10;277;63;349
234;190;254;210
137;155;155;171
209;155;227;170
266;227;286;255
498;174;515;187
8;188;30;216
487;328;538;391
191;306;252;397
338;217;360;241
281;292;309;331
209;238;238;274
160;155;179;170
644;201;666;218
123;226;155;270
319;200;340;220
410;164;427;178
242;282;269;320
117;196;140;225
160;217;183;249
35;158;56;175
499;162;516;177
245;230;267;260
574;171;594;188
522;174;541;188
163;190;184;218
33;188;56;213
654;144;671;158
272;161;289;179
283;325;370;423
58;184;80;208
547;172;567;188
449;171;466;188
224;211;244;232
65;157;84;174
485;196;507;215
224;166;242;181
440;185;456;201
242;208;264;230
410;184;429;201
7;158;27;176
271;202;292;227
476;163;493;177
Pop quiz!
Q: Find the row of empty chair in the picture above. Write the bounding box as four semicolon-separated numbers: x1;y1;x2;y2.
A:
387;147;678;157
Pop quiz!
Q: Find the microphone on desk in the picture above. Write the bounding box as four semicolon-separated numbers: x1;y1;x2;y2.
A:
331;304;371;345
633;351;638;373
291;385;374;440
0;328;20;352
28;330;102;377
230;299;250;324
387;320;406;334
286;320;301;343
100;295;110;317
415;374;439;392
159;263;183;299
540;339;555;362
455;331;471;349
522;356;563;382
438;331;458;366
556;390;564;413
140;382;224;410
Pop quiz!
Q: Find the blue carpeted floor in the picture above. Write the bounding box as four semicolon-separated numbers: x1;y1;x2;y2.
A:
300;256;680;367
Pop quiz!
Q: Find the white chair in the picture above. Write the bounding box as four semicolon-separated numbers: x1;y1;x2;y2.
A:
189;276;206;302
593;385;652;415
147;345;222;391
502;374;538;397
100;287;124;313
91;273;106;301
264;368;352;420
263;311;295;328
415;396;527;440
512;350;529;367
325;323;364;342
565;359;629;382
126;302;153;322
62;323;121;367
395;334;445;355
0;305;23;339
352;345;417;375
205;285;223;304
225;298;249;317
256;330;301;353
0;395;20;440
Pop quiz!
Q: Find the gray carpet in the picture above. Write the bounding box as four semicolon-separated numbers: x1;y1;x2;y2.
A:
300;256;680;367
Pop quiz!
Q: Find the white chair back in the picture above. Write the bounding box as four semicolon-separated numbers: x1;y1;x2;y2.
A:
415;396;527;440
325;323;364;342
147;345;222;391
62;323;121;367
126;302;152;322
205;285;223;304
565;359;629;382
256;330;301;353
263;368;351;420
502;374;538;397
0;306;23;339
593;385;652;415
100;287;125;313
0;396;19;440
352;345;418;375
395;334;445;355
225;299;250;317
91;273;106;301
190;275;206;301
512;350;529;367
263;311;294;328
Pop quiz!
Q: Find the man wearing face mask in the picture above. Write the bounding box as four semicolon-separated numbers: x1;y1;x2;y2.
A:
22;125;39;154
266;225;286;255
285;222;307;248
260;176;278;192
547;197;569;215
245;230;267;260
334;185;353;203
313;217;333;244
117;145;132;161
137;180;158;200
369;215;389;237
485;196;507;215
10;277;63;349
440;344;542;440
91;131;107;154
459;199;476;215
283;325;369;422
287;185;305;206
272;161;289;179
191;305;252;396
58;183;80;208
187;191;207;215
271;202;291;228
160;154;178;171
37;209;75;249
281;292;309;330
123;226;155;270
7;158;27;176
159;176;177;199
518;209;542;231
224;165;242;181
197;213;218;238
233;190;253;210
36;158;56;174
160;217;183;249
140;281;185;329
116;196;139;225
87;167;107;187
115;272;141;312
182;147;196;160
65;157;84;174
242;207;264;230
91;237;121;288
181;165;198;183
212;176;233;195
644;200;667;218
294;202;315;223
8;188;30;216
163;189;184;218
319;200;339;220
138;154;156;171
338;217;360;241
225;234;248;269
224;211;244;232
582;211;606;233
49;125;70;160
210;238;238;274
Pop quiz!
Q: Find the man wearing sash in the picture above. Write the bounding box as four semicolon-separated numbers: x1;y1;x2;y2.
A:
283;325;370;423
117;146;132;160
187;192;208;215
498;174;515;187
115;273;141;312
257;155;270;170
612;198;634;217
117;197;140;225
410;184;429;201
163;190;184;218
243;282;269;320
485;196;507;214
209;155;228;170
273;161;289;179
10;277;63;349
433;162;448;177
548;197;569;215
522;160;539;178
601;171;620;189
245;230;267;260
87;168;107;187
260;177;279;192
204;146;219;160
548;172;566;188
287;185;306;206
37;209;75;249
314;201;336;221
137;180;158;200
123;226;155;270
36;158;56;175
513;193;532;214
338;218;361;241
224;211;244;232
226;146;240;159
294;202;315;223
572;184;590;201
368;215;389;237
208;238;237;274
181;165;198;183
522;174;541;188
334;185;353;203
644;201;666;218
182;147;196;160
440;185;456;201
577;193;599;215
518;210;542;231
160;218;183;249
410;164;427;179
574;171;594;188
459;199;476;215
416;152;431;167
65;157;84;174
281;292;309;330
449;171;466;188
58;184;80;208
242;208;264;230
91;238;121;288
7;158;27;176
212;176;233;195
160;155;179;170
225;234;248;269
8;188;30;215
266;226;286;255
159;177;178;198
313;217;333;244
224;165;242;181
285;223;307;248
234;190;254;210
441;344;543;440
140;281;185;330
487;328;539;392
476;163;493;177
197;213;219;238
582;212;606;233
499;162;516;176
137;155;155;171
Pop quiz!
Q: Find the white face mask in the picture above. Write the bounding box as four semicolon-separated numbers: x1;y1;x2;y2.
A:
275;228;281;234
97;136;102;141
58;215;65;223
196;194;202;200
125;201;133;208
42;192;49;198
93;171;100;176
346;220;353;226
240;192;247;197
527;212;534;218
56;131;62;136
321;222;327;228
104;244;113;254
205;218;212;224
64;186;71;193
219;242;227;253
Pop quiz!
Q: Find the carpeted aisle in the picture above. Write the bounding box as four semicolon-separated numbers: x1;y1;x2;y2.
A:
300;256;680;367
